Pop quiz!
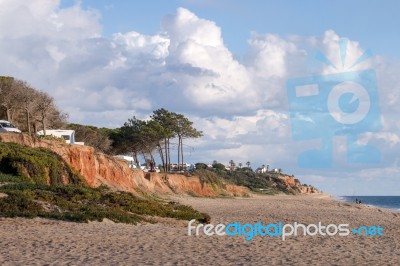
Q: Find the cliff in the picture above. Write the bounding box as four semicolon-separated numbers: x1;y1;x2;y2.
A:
279;175;318;194
300;185;319;194
0;133;249;197
282;175;301;190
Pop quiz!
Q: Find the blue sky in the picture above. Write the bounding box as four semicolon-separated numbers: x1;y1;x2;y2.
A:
1;0;400;195
62;0;400;59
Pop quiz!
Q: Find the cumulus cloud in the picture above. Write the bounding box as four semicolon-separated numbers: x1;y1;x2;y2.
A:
1;1;399;194
161;8;255;112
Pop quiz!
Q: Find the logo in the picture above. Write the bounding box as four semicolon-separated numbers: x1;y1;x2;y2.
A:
188;219;384;241
286;39;382;168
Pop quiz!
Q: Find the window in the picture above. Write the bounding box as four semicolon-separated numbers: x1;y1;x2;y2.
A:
62;135;70;140
0;122;15;128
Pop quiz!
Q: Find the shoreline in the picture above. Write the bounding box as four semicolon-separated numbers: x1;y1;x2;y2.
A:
334;194;400;212
1;193;399;265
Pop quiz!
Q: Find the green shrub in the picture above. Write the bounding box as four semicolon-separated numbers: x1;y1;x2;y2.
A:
212;162;226;171
193;169;226;189
0;180;210;224
194;163;208;170
192;168;299;195
0;192;43;217
0;172;29;183
0;142;85;186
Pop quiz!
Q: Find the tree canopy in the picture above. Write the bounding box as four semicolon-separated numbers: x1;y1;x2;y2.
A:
0;76;67;134
110;109;203;172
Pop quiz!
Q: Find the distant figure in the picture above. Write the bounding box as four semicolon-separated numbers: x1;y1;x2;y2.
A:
359;200;362;204
149;161;155;172
355;198;358;204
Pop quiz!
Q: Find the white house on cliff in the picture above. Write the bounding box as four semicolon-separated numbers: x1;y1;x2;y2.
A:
37;129;84;145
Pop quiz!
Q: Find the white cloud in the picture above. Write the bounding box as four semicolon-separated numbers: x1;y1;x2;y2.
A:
162;7;223;48
0;0;100;39
246;32;298;78
111;31;170;65
161;8;254;111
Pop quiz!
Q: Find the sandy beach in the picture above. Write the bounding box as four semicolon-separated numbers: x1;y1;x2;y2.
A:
0;194;399;265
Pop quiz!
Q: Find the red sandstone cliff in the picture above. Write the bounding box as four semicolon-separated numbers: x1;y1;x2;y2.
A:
275;174;319;194
300;185;319;194
0;133;249;197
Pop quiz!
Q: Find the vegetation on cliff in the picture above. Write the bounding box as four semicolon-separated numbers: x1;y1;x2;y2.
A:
0;142;210;224
0;142;85;186
193;166;303;195
0;76;67;134
66;123;112;153
110;109;203;173
1;77;203;174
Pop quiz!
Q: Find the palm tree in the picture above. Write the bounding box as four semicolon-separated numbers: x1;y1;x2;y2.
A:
229;160;235;171
246;161;250;168
238;162;242;168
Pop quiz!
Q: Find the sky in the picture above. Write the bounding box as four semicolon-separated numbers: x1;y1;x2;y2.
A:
0;0;399;195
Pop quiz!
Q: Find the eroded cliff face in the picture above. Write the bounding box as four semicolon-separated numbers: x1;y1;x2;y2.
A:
278;175;319;194
300;185;319;194
282;175;299;188
0;133;249;196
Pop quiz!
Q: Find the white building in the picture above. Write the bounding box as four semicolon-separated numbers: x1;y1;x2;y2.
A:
256;166;267;174
168;163;194;172
37;130;81;145
114;155;137;169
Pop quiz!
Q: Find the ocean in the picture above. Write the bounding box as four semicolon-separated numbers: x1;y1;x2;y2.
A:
339;196;400;211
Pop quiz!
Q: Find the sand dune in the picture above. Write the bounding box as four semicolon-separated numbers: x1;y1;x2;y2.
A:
0;194;399;265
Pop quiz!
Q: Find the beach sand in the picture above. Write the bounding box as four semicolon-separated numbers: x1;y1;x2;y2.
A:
0;194;399;265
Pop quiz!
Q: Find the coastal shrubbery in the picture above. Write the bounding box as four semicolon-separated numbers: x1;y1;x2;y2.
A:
0;142;210;224
0;172;210;224
193;167;297;195
194;169;226;190
0;142;85;185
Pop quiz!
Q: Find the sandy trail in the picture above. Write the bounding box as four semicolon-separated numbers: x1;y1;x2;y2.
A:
0;194;399;265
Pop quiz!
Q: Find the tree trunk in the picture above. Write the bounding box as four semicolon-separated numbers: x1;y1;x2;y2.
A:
6;108;11;122
141;151;147;162
177;135;181;172
148;149;155;163
167;139;171;172
164;139;168;172
133;151;139;168
26;109;31;134
181;137;184;172
41;110;46;135
10;108;16;123
158;144;165;173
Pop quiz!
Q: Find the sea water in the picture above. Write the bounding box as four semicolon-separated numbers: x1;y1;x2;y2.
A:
339;196;400;211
